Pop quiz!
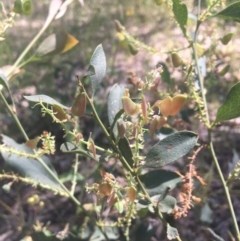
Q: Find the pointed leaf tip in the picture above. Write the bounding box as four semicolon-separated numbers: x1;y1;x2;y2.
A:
215;82;240;123
90;44;106;95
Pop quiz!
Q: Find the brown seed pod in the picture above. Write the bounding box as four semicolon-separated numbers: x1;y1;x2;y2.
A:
71;93;86;117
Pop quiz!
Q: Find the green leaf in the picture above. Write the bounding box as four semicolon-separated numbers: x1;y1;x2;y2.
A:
60;142;98;161
145;131;198;168
89;44;106;95
13;0;32;15
0;69;15;106
24;94;69;109
151;195;176;214
0;135;62;190
167;223;179;240
35;32;78;57
118;137;134;168
212;1;240;23
158;195;176;214
107;84;125;137
139;170;181;196
172;0;188;37
215;82;240;123
110;109;124;136
0;69;10;92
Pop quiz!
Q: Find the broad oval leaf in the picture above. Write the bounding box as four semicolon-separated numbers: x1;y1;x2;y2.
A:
108;84;125;137
145;131;198;168
172;0;188;37
24;94;69;109
89;44;106;95
35;32;78;57
212;1;240;23
151;195;176;214
118;137;134;168
139;169;181;196
215;82;240;123
0;134;62;190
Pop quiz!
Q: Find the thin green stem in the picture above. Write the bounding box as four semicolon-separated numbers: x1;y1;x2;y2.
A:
208;135;240;241
0;92;29;141
83;90;134;174
0;95;81;207
6;1;63;78
192;1;240;240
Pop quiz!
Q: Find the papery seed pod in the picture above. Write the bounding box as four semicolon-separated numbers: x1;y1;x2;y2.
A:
169;94;186;116
132;123;138;138
137;80;145;90
117;119;126;138
122;96;140;117
99;169;106;177
99;183;112;197
159;96;172;117
220;33;233;45
171;53;183;67
150;77;161;92
157;116;167;129
75;133;83;144
128;43;138;55
25;137;40;149
114;20;125;32
71;93;86;117
107;192;118;206
149;116;158;139
53;104;68;121
88;138;96;158
126;187;136;202
141;95;148;122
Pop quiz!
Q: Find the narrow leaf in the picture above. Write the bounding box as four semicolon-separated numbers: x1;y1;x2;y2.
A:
215;82;240;123
45;0;63;26
108;84;125;137
172;0;188;36
145;131;198;168
89;44;106;95
118;137;134;168
24;94;68;109
0;135;62;190
0;69;10;92
212;1;240;23
60;142;98;161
